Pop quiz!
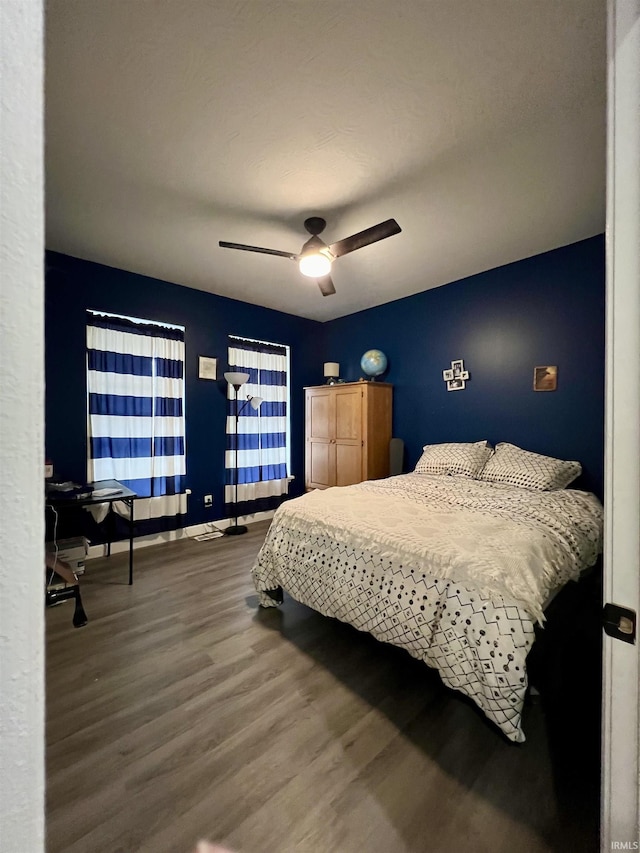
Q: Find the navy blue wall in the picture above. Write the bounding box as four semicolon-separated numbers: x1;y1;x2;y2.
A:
45;252;321;529
322;236;605;497
46;235;605;540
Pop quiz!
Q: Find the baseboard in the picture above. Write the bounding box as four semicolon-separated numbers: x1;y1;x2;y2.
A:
86;509;276;560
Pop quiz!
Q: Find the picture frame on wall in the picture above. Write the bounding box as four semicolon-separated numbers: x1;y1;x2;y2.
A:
451;359;464;377
447;378;466;391
533;365;557;391
198;356;217;380
442;368;454;381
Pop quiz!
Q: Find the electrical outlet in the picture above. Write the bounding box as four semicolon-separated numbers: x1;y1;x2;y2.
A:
204;494;213;507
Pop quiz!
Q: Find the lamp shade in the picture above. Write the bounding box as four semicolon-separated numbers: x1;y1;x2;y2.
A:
224;371;250;387
323;362;340;378
249;396;263;410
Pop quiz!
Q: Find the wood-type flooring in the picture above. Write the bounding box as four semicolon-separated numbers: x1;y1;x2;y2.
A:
46;521;601;853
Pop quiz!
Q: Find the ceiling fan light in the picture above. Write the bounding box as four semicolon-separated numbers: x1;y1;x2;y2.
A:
299;251;332;278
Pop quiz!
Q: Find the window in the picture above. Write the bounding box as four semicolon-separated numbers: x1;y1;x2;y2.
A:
226;336;291;513
86;310;187;527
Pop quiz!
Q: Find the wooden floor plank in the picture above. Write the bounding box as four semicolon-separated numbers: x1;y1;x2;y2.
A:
46;521;599;853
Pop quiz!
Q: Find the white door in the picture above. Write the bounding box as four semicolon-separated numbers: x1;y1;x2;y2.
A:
601;0;640;848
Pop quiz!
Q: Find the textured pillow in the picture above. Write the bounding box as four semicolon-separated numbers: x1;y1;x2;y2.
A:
478;442;581;490
414;441;493;478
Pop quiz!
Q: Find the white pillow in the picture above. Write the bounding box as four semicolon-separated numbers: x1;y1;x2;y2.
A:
414;441;493;478
478;442;581;490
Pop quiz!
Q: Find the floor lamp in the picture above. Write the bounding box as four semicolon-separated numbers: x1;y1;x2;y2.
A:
224;371;263;535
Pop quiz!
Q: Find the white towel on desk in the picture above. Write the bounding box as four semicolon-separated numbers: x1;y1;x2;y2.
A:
83;503;110;524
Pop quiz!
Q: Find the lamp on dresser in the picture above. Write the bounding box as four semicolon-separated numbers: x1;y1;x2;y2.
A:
324;362;340;384
224;371;263;535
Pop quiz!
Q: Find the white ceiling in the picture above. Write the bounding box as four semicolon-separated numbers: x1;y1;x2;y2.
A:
45;0;606;322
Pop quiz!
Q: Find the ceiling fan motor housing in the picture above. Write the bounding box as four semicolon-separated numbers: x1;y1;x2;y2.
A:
300;234;330;255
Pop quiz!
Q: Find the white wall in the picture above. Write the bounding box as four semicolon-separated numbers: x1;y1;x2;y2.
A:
0;2;45;852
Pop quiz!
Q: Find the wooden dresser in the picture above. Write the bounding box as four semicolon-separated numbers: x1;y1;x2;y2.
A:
304;381;393;490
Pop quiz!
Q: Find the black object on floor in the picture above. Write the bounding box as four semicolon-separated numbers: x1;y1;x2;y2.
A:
46;584;88;628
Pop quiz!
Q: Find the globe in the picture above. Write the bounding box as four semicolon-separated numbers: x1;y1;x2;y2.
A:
360;349;388;378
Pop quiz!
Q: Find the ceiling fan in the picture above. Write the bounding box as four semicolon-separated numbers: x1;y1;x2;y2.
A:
219;216;402;296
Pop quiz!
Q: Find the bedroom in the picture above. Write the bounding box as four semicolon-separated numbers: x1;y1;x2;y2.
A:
2;2;639;853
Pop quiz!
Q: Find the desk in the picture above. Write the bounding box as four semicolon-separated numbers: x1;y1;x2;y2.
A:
46;479;137;585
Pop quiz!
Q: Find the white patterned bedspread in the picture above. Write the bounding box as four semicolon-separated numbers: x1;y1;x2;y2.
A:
251;474;603;742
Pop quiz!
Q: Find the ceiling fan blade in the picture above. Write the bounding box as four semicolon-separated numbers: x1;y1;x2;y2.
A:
328;219;402;259
317;275;336;297
219;241;296;260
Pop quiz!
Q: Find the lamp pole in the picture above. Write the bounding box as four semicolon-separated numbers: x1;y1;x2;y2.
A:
223;372;263;536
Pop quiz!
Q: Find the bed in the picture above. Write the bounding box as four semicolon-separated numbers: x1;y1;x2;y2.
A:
251;442;603;742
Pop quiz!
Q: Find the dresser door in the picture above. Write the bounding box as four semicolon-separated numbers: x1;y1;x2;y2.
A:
305;388;334;489
333;386;363;486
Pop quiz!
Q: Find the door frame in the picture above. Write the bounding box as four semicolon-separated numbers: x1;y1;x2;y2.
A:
601;0;640;847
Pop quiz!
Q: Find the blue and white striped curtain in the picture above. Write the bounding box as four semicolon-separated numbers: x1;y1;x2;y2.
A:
86;312;187;527
226;338;290;513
